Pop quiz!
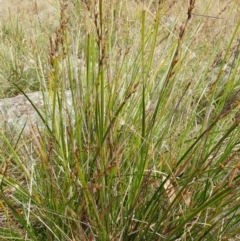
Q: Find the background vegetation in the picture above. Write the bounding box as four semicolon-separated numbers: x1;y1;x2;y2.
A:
0;0;240;240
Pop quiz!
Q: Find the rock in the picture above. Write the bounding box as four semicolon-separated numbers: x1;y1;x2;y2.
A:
0;90;73;135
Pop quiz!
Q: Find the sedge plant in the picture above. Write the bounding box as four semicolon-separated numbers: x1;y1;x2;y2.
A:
0;0;240;240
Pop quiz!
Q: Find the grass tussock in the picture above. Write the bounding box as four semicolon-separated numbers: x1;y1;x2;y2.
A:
0;0;240;240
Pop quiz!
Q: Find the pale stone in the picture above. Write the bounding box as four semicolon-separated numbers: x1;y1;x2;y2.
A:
0;90;73;135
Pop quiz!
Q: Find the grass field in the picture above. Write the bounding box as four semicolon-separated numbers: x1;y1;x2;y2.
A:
0;0;240;240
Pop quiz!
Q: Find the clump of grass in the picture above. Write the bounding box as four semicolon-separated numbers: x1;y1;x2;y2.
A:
0;0;240;240
0;0;59;98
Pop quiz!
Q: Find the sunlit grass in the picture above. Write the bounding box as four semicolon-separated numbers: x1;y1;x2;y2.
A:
0;0;240;240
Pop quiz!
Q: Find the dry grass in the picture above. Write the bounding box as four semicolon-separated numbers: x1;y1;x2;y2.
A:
0;0;57;22
0;0;239;98
0;0;60;98
0;1;239;240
